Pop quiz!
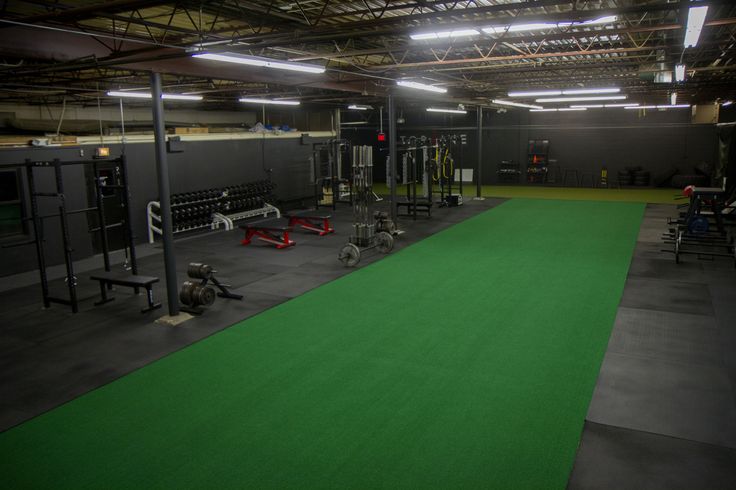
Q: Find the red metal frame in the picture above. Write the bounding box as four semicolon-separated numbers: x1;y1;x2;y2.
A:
241;227;295;249
288;216;335;236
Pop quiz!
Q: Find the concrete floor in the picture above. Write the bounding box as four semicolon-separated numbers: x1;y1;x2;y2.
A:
2;199;735;488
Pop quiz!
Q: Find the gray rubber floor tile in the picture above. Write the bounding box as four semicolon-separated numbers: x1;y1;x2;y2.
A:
619;277;714;316
607;307;720;367
568;421;736;490
587;352;736;448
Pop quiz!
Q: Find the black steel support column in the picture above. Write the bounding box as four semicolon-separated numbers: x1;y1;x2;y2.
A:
476;106;483;199
151;72;179;317
388;94;398;223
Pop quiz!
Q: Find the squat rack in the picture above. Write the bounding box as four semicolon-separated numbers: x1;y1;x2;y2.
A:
3;156;137;313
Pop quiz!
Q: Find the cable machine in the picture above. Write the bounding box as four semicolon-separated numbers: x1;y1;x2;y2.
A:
2;155;138;313
390;135;436;219
432;134;465;207
311;138;352;210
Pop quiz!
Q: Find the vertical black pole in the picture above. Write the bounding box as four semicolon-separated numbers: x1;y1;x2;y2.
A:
118;155;138;274
26;161;50;308
151;72;179;317
388;94;398;224
476;106;483;199
54;159;78;313
92;161;111;273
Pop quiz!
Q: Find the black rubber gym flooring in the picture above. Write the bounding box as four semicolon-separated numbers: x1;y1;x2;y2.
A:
2;199;735;488
567;203;736;489
0;198;504;431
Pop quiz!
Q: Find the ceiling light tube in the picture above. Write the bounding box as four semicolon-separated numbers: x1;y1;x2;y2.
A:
483;16;616;35
508;90;562;97
348;104;372;110
570;104;604;108
562;87;620;95
605;103;639;108
684;6;708;48
722;101;734;107
529;108;558;112
397;80;447;93
535;95;627;103
193;52;325;74
107;91;202;101
675;64;686;82
410;29;480;40
558;107;587;111
625;105;657;109
656;104;691;109
492;99;543;110
426;107;467;114
239;98;300;106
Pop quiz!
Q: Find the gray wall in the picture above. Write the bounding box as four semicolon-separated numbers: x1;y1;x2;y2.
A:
0;135;327;277
343;107;718;185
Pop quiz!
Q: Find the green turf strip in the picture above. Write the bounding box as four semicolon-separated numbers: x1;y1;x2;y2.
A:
0;199;644;489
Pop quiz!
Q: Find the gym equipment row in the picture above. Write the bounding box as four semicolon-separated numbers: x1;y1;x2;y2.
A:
339;145;394;267
1;156;146;314
147;180;278;242
240;209;334;249
388;134;465;220
662;185;736;266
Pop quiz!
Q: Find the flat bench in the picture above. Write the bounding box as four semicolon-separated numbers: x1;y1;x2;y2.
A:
284;209;334;236
239;217;295;249
90;273;161;313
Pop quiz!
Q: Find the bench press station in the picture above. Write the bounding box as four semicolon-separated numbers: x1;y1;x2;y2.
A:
239;218;295;249
90;273;162;313
284;209;334;236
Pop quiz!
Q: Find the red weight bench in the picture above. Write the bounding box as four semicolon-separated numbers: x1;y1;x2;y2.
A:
239;218;295;249
285;209;335;236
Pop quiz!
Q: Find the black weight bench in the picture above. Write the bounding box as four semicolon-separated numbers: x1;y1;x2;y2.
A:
285;209;334;236
240;218;295;249
90;273;161;313
397;199;432;218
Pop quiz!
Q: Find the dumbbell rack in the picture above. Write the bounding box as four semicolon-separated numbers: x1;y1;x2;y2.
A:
147;180;278;243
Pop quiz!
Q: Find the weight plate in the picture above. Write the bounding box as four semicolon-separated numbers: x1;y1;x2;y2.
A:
338;243;361;267
375;231;394;254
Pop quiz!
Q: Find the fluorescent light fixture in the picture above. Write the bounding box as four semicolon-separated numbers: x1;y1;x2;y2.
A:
492;99;543;110
723;101;734;107
426;107;467;114
509;90;562;97
340;121;369;125
657;104;691;109
193;52;325;74
483;16;616;34
238;98;300;106
558;107;587;111
348;104;372;110
570;104;604;108
535;95;627;103
397;80;447;93
410;29;480;40
106;91;202;101
671;93;678;105
562;87;620;95
605;103;639;108
675;64;686;82
529;108;558;112
684;6;708;48
509;87;618;97
625;105;657;109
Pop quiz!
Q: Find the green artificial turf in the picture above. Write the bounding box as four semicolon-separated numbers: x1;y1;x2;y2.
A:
0;199;644;489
